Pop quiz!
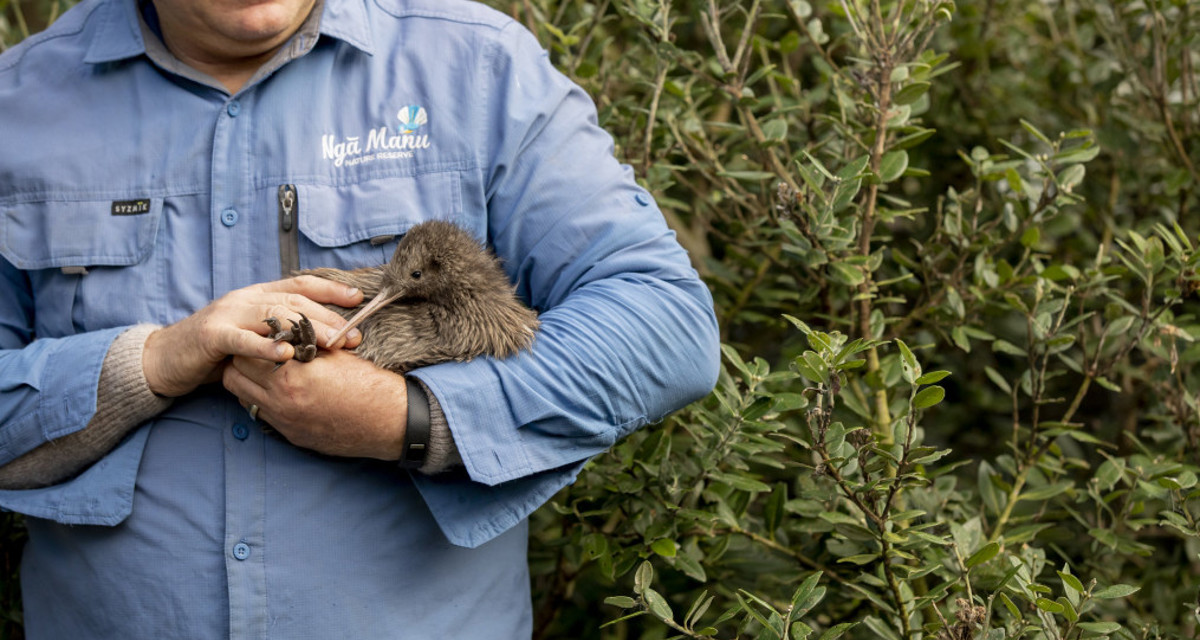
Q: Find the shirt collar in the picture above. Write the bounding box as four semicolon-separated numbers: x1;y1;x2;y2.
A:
84;0;374;66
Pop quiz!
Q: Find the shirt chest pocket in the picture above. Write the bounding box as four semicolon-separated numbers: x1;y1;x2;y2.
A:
0;198;164;338
290;171;476;273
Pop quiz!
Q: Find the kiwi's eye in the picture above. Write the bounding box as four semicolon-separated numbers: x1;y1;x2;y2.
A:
411;270;422;279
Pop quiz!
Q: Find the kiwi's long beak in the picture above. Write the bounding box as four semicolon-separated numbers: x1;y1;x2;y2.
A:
327;287;405;345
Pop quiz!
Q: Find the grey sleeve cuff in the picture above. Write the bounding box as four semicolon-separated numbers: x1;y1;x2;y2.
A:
415;378;461;475
0;324;172;489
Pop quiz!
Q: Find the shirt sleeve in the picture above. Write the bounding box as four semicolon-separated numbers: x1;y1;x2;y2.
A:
0;258;153;525
410;22;720;547
0;257;124;466
0;324;170;490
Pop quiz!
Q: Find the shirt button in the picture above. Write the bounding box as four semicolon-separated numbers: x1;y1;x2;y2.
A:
221;208;239;227
226;100;241;117
232;423;249;440
232;542;251;561
634;193;651;206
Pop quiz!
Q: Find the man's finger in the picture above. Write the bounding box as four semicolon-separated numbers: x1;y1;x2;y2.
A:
223;360;269;405
220;323;295;363
258;275;363;308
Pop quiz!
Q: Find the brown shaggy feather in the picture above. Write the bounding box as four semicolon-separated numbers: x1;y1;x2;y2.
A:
301;220;540;373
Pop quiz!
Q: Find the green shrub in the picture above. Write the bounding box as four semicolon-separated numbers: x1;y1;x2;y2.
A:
5;0;1200;638
499;0;1200;637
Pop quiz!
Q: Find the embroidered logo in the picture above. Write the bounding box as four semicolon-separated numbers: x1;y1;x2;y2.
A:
111;199;151;215
321;105;432;168
396;106;428;134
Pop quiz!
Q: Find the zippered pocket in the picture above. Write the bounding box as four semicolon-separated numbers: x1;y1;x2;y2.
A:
278;184;300;278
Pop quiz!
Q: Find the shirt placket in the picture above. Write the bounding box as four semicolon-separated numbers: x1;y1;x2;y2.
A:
211;92;270;638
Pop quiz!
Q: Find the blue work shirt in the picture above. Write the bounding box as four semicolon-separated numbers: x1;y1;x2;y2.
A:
0;0;720;637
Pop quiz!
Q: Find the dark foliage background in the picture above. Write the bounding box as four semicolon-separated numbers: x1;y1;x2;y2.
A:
3;0;1199;638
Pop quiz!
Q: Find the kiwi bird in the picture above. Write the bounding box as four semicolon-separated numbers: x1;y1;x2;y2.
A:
269;220;539;373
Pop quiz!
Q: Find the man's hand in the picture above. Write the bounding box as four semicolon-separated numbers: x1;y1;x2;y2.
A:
223;349;408;461
143;276;364;397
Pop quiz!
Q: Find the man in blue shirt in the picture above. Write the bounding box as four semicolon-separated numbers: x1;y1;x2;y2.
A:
0;0;720;637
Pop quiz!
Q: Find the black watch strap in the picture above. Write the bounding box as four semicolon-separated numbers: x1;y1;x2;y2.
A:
400;377;430;469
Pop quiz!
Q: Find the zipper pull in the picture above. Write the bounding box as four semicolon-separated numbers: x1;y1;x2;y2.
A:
278;184;296;232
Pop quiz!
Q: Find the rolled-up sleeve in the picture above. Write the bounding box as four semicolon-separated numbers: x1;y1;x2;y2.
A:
0;258;150;525
411;23;719;547
0;257;124;466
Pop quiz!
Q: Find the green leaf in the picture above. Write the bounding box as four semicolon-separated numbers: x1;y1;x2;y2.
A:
737;590;781;631
878;150;909;183
831;178;862;211
1018;481;1074;501
1093;584;1140;599
583;532;609;560
721;344;753;382
1020;119;1053;146
1077;621;1123;633
763;118;788;143
651;538;677;558
605;596;638;609
1058;164;1086;190
766;483;788;535
780;30;802;54
1105;315;1136;337
837;553;879;565
828;261;865;286
965;541;1000;568
1020;226;1041;248
860;615;901;640
783;314;814;335
1059;596;1078;623
793;357;824;384
802;151;838;182
684;591;714;630
992;339;1026;357
672;549;708;582
718;170;777;182
1035;597;1065;613
892;128;936;151
1058;571;1085;594
978;461;1005;515
1054;144;1101;165
1156;476;1183;490
912;385;945;409
644;588;674;620
946;286;965;319
743;396;777;421
893;82;930;106
1095;458;1125;492
817;622;857;640
800;351;828;384
634;561;654;594
895;338;921;384
710;470;772;493
998;592;1021;619
837;155;870;180
952;326;971;352
790;621;814;640
914;370;952;385
790;572;825;614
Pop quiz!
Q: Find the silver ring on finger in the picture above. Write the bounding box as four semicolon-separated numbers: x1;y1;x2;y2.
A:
248;404;260;421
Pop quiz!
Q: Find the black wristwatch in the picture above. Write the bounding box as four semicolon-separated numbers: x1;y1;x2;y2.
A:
400;377;430;469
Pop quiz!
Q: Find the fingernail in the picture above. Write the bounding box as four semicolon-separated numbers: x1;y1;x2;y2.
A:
346;287;359;297
349;328;361;341
274;343;288;359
